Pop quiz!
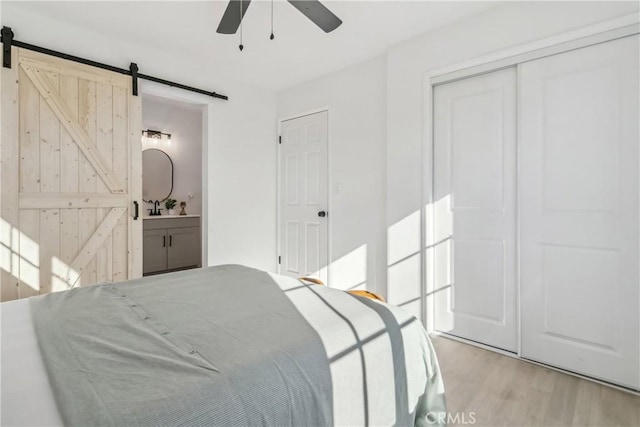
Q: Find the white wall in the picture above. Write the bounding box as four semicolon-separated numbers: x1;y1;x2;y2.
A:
277;56;387;295
142;97;203;216
207;84;277;272
1;2;278;272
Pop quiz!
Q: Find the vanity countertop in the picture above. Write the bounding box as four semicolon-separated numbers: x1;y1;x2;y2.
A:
143;215;201;220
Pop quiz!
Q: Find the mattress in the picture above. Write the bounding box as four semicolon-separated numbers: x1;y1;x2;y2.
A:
1;265;446;426
1;297;64;426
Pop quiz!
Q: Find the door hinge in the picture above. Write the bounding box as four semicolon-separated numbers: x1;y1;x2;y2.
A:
278;135;282;144
278;256;281;264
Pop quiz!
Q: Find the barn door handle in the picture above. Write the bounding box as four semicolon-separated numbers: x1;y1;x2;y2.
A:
133;201;139;220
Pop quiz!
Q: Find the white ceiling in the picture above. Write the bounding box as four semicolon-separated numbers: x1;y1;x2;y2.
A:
7;1;498;91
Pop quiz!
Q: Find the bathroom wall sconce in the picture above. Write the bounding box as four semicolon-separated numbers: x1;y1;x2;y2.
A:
142;129;172;145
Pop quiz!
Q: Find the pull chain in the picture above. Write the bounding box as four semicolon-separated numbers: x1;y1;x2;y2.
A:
239;0;244;51
270;0;275;40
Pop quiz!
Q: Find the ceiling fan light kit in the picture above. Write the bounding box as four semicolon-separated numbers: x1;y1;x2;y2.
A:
217;0;342;51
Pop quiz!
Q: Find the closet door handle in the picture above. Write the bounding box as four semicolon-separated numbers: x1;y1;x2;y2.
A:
163;236;166;247
169;235;172;247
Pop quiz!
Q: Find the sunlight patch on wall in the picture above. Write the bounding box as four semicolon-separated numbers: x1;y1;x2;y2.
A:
387;211;420;266
387;211;422;319
387;252;421;317
319;264;329;283
330;244;367;290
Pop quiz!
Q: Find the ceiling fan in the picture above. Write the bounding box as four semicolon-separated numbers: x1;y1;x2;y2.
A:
217;0;342;35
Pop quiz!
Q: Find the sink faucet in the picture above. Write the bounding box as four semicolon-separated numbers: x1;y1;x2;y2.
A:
148;200;163;216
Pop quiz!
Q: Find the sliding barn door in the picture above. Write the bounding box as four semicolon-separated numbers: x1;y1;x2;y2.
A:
1;48;142;301
519;36;639;389
433;68;518;352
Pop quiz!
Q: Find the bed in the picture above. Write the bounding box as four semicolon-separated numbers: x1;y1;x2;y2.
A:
1;265;446;426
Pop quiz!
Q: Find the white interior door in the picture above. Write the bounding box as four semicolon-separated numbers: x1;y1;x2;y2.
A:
433;67;518;352
1;47;142;301
519;35;639;389
279;111;328;282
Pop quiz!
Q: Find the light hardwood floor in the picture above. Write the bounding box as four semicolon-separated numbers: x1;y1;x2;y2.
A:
431;336;640;427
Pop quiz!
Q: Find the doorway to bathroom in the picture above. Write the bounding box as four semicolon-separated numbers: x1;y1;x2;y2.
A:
141;94;204;276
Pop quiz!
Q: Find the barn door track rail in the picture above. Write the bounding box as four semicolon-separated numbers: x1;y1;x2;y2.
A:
1;26;228;101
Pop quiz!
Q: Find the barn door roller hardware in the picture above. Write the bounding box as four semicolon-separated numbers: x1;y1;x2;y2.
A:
1;26;228;101
2;27;13;68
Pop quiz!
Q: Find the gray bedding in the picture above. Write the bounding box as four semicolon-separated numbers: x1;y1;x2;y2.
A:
29;265;446;427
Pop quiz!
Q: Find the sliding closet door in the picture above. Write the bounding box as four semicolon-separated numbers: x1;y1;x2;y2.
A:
0;48;142;300
520;36;639;389
433;67;517;352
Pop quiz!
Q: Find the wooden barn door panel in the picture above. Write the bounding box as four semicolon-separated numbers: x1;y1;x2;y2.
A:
0;48;141;300
1;47;20;301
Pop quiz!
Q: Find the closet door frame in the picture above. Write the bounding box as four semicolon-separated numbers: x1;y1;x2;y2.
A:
421;13;639;389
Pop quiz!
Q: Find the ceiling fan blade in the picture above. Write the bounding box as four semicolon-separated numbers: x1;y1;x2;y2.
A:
217;0;252;34
287;0;342;33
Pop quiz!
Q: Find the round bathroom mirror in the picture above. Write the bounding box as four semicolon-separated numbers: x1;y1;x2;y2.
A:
142;149;173;202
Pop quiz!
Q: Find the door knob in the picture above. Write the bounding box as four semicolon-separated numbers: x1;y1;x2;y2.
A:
318;211;327;218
